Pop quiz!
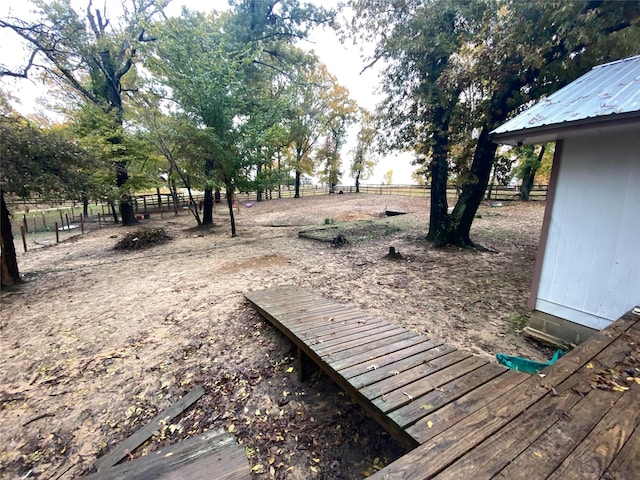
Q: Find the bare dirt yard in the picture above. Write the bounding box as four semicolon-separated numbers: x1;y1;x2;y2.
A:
1;193;551;479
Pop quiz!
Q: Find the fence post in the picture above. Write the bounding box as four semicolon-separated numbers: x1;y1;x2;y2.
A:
65;213;70;230
20;226;27;252
80;214;84;234
32;214;37;233
59;210;64;228
55;222;59;243
23;214;28;233
41;211;47;231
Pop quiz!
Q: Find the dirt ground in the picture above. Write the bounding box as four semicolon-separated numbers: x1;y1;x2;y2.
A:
0;194;552;479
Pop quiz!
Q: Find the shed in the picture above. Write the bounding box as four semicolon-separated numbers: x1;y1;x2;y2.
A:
491;55;640;342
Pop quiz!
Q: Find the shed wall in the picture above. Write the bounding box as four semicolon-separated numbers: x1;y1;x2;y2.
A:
536;129;640;329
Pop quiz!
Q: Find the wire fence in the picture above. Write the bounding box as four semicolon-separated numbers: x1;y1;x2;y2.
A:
7;183;547;251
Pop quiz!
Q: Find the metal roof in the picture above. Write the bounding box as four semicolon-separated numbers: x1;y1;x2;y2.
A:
491;55;640;145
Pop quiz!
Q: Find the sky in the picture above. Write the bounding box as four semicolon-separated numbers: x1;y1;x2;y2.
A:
0;0;416;185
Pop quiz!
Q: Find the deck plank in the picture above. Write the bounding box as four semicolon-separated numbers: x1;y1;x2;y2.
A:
368;310;639;479
546;382;640;480
245;287;639;480
371;356;489;413
390;362;508;430
601;423;640;480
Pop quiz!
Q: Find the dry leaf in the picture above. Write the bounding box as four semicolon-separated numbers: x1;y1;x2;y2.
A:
252;464;265;473
421;404;434;410
228;424;235;433
286;367;294;373
427;420;433;428
310;465;318;473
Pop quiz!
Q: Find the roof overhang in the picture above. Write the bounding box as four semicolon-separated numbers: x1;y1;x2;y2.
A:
491;111;640;146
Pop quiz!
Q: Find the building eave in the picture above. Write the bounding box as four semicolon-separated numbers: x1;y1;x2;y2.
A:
491;111;640;146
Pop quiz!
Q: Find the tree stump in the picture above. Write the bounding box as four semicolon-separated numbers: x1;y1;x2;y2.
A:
385;246;403;260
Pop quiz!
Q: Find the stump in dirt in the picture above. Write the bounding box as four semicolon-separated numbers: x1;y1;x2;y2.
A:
332;234;347;247
384;246;403;260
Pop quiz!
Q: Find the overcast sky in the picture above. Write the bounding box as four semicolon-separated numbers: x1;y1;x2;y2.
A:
0;0;415;184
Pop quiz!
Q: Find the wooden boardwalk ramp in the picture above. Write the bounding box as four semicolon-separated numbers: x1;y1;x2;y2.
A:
245;286;640;479
244;286;526;450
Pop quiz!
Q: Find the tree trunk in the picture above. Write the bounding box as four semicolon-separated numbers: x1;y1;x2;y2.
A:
202;158;214;225
446;126;498;247
109;201;119;224
355;170;361;193
156;187;163;210
521;145;545;201
82;195;89;217
226;185;237;237
1;192;22;287
116;161;137;226
426;109;451;245
256;163;263;202
202;187;214;225
294;170;301;198
170;179;180;210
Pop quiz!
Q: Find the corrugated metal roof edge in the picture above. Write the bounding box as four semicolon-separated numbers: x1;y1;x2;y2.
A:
592;54;640;70
491;110;640;145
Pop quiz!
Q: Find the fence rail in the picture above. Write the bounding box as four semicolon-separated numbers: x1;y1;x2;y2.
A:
7;183;547;250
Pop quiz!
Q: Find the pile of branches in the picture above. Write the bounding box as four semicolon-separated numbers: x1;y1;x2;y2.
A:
114;227;170;250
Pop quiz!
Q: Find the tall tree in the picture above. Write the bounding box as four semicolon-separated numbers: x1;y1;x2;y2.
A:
0;0;169;225
350;109;377;193
149;1;330;235
0;102;95;286
315;82;357;190
350;0;640;247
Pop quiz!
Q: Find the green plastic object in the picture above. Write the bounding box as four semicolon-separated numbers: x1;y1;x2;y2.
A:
496;349;565;374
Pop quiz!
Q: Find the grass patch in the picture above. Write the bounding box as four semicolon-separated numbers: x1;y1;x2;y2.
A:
384;225;401;236
508;311;529;333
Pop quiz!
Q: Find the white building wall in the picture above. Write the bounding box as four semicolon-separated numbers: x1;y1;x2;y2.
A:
536;128;640;329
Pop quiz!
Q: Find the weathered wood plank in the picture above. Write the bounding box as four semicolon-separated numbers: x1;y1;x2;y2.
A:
601;423;640;480
546;383;640;480
340;340;449;380
294;317;386;341
406;369;528;442
94;386;205;472
359;350;473;401
328;336;428;371
306;320;396;350
490;326;638;480
434;386;620;480
83;429;249;480
390;363;508;431
159;444;250;480
320;331;417;363
371;356;488;413
314;326;408;356
368;312;637;479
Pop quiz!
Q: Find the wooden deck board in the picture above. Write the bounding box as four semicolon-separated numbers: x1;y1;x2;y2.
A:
341;340;449;380
359;350;474;401
369;309;640;479
244;287;640;479
245;287;518;449
390;362;508;430
371;356;489;413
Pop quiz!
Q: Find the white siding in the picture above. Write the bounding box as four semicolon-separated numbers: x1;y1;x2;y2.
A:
536;128;640;329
